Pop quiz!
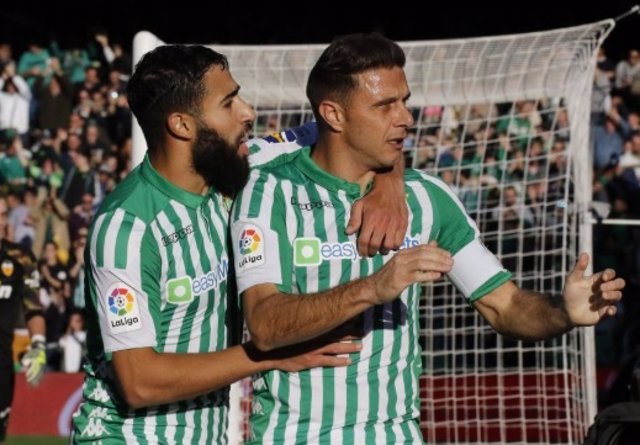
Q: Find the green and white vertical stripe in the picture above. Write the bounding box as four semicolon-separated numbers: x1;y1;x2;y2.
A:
233;152;430;444
233;148;512;444
72;158;232;444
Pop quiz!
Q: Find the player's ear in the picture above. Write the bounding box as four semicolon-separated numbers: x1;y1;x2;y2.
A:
318;99;345;133
166;112;195;140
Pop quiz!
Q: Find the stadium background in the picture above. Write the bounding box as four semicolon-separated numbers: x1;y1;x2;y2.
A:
1;1;639;444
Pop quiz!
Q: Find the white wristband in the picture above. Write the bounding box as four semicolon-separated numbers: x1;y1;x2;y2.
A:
31;334;46;344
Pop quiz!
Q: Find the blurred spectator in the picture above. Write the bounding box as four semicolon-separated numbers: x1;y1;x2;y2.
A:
619;133;640;181
30;187;70;259
628;111;640;133
615;49;640;90
106;93;131;146
6;189;34;250
68;192;95;237
62;49;90;85
592;107;631;171
494;185;535;228
58;148;98;209
68;227;87;310
0;43;14;74
16;41;50;89
67;112;85;137
597;47;616;81
110;43;132;75
97;160;117;196
0;132;30;190
58;310;86;372
39;240;71;305
83;121;112;167
106;68;127;96
0;64;31;140
73;66;102;98
88;91;109;130
36;73;72;132
496;101;536;150
616;49;640;112
40;240;71;370
73;89;93;121
592;68;613;125
553;109;571;142
30;149;65;193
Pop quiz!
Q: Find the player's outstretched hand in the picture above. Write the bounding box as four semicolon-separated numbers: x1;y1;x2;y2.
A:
563;252;625;326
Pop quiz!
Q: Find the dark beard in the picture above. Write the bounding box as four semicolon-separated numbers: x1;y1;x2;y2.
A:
192;125;250;196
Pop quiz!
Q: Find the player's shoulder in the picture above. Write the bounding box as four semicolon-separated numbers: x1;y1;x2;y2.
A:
95;165;171;227
249;121;317;151
404;168;462;204
247;122;317;169
405;168;448;189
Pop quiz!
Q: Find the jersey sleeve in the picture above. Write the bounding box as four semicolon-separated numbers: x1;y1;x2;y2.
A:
424;175;512;302
230;169;291;295
247;122;318;169
88;209;161;353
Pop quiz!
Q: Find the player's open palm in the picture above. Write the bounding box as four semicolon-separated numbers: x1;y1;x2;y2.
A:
563;253;625;326
372;241;452;304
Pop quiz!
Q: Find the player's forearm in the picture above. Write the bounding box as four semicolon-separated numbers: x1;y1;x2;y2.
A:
492;289;573;341
247;278;376;351
112;344;275;409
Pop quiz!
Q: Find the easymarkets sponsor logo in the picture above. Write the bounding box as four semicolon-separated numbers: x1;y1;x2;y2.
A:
166;258;229;304
293;237;358;266
293;234;422;266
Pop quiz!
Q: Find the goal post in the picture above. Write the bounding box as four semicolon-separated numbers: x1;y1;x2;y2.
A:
132;19;614;444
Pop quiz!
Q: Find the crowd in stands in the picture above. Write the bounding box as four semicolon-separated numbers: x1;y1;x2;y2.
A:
0;33;131;373
397;46;640;404
1;33;638;404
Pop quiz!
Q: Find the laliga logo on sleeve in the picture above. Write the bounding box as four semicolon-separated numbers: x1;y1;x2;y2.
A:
106;283;142;333
237;225;265;271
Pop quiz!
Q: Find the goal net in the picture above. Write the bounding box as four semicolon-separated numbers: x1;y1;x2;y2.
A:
133;19;614;444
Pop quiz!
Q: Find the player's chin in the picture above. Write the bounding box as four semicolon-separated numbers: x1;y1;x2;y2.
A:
384;146;403;165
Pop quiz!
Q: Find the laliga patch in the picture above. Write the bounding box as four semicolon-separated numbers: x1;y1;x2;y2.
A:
106;283;142;334
237;224;265;271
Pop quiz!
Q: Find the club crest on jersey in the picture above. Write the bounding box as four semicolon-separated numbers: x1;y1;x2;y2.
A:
1;260;14;277
237;224;265;271
106;283;142;334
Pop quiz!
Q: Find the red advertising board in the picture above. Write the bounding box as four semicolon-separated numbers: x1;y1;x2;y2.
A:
8;372;84;436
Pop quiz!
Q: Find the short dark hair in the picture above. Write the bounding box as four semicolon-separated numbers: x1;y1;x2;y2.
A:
306;33;405;126
127;45;228;151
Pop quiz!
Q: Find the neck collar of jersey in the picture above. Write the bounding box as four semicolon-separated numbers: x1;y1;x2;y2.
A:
295;147;371;198
140;155;212;209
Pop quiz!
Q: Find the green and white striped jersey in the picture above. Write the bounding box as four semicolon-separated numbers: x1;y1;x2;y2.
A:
70;124;315;444
71;155;234;444
231;148;511;444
